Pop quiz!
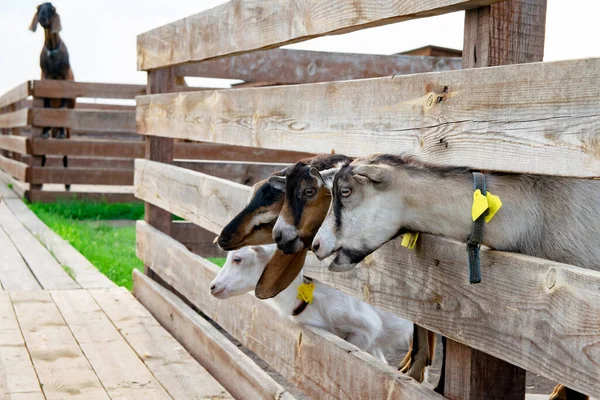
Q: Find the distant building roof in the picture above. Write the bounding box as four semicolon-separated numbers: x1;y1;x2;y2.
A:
398;45;462;58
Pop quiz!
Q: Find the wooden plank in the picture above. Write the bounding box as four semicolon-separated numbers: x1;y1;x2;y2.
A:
171;221;226;258
174;48;462;84
31;137;143;157
25;190;137;204
0;203;79;290
0;188;115;289
0;82;32;110
0;109;30;129
0;226;40;290
32;109;135;134
50;290;171;399
135;167;600;396
28;156;133;169
0;136;29;155
136;221;443;400
32;80;146;100
0;292;44;399
23;99;136;111
176;160;286;186
0;155;28;182
30;167;133;185
91;287;234;400
137;57;600;178
174;142;312;163
137;0;502;70
135;160;248;234
400;45;463;57
10;291;110;400
132;271;289;400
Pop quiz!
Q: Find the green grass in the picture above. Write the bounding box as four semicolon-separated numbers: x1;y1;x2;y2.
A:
7;183;13;189
28;200;225;289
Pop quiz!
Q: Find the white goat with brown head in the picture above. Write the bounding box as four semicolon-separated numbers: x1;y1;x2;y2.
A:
210;244;414;366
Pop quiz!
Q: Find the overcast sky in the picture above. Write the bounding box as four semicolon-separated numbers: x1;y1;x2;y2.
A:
1;0;599;95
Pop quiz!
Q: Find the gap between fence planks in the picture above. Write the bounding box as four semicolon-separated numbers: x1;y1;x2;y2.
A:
133;162;600;396
0;185;115;289
90;287;233;400
136;221;443;400
32;108;136;134
10;291;110;399
137;0;502;70
173;48;462;84
32;80;145;100
51;290;172;399
137;57;600;178
132;272;292;400
171;221;226;258
0;81;31;110
0;292;44;399
0;202;79;290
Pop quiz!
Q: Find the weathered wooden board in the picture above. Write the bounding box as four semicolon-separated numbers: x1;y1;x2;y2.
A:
0;109;30;129
136;221;443;400
30;167;133;185
0;82;31;110
138;58;600;178
132;273;289;400
51;290;171;399
174;48;462;84
0;292;44;399
27;156;133;169
31;138;143;157
0;203;79;290
0;135;29;155
32;109;135;134
135;160;249;234
173;142;312;163
25;190;137;204
91;287;234;400
0;226;40;291
137;0;501;70
171;221;226;258
0;189;115;289
10;291;110;400
0;155;28;182
135;166;600;396
32;80;145;100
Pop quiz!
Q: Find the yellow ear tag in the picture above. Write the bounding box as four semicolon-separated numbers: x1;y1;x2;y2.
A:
401;232;419;250
484;192;502;222
297;282;315;304
472;189;489;221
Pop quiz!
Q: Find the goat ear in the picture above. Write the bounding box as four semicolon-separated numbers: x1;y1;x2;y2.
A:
267;176;286;192
353;164;391;185
313;167;339;190
29;10;39;32
51;13;62;33
255;249;307;299
271;166;290;177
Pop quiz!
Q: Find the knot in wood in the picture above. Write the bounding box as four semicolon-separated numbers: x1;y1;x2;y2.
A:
546;268;557;289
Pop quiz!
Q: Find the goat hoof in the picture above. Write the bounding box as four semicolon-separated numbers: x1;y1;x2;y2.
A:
41;132;50;139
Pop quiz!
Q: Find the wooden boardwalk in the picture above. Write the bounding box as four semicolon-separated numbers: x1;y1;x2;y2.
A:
0;182;232;400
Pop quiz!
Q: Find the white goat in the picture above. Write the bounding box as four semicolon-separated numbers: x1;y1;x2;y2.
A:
210;244;414;365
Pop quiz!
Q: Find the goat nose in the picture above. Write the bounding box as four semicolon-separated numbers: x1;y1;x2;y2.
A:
210;283;216;291
312;239;321;253
218;233;232;246
274;230;283;243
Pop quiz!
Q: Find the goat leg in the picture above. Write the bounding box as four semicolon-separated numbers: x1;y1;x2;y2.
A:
42;127;51;139
57;127;66;139
63;155;70;191
399;324;430;383
550;385;589;400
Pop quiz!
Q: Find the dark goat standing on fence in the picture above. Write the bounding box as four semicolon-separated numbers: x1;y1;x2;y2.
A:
29;2;74;189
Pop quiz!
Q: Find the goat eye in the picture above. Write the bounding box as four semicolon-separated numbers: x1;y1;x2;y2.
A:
340;187;352;197
233;257;242;264
303;188;316;197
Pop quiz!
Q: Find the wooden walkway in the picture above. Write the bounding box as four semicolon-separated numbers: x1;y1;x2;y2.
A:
0;182;232;400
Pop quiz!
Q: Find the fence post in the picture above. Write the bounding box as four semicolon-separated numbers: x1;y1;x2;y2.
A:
28;98;45;193
442;1;547;398
144;68;175;277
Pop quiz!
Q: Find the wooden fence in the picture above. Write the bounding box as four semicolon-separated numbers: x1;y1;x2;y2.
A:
134;0;600;398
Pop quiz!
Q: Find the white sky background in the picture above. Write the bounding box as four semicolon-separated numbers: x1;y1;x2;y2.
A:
1;0;600;95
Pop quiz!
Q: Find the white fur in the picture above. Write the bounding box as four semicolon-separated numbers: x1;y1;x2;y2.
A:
210;244;413;363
